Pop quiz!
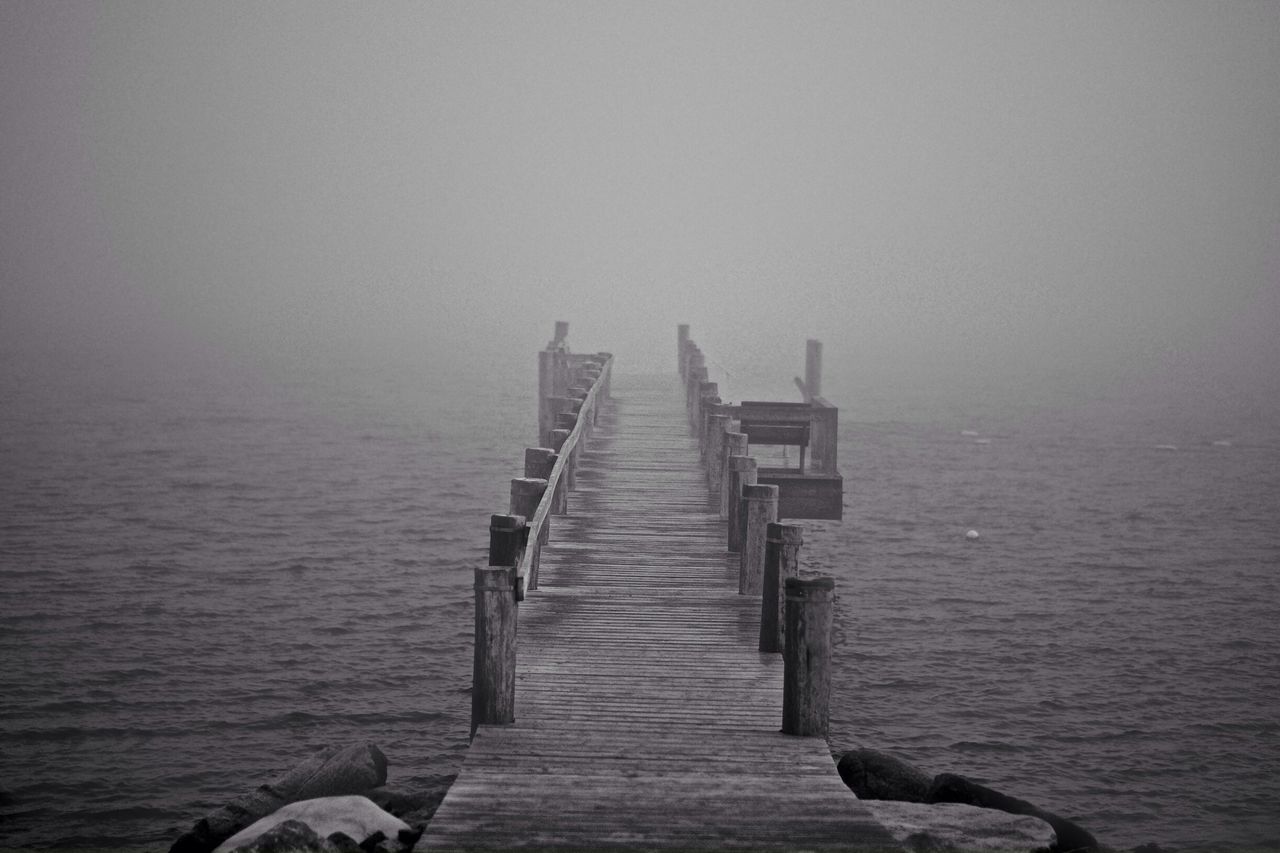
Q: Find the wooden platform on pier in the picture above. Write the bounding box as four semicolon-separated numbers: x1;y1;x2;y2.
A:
426;373;895;851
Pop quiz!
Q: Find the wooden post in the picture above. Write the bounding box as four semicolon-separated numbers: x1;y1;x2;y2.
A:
538;349;554;446
553;320;569;345
488;513;528;569
596;352;612;399
687;365;707;432
706;413;731;496
472;565;516;735
760;523;802;653
523;449;556;541
549;429;570;513
697;382;718;456
782;576;834;737
719;432;748;519
805;339;823;401
544;396;574;447
739;484;778;595
677;324;689;376
725;456;757;553
510;478;547;589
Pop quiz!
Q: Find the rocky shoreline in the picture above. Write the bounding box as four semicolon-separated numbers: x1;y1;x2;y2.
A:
834;747;1179;853
170;741;1178;852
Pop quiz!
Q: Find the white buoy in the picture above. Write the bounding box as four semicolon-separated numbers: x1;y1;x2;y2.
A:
965;529;980;540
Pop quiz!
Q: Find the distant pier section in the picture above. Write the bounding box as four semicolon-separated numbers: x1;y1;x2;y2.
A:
679;324;843;519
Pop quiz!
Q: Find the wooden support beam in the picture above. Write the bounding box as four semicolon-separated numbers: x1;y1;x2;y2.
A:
782;576;834;737
739;484;778;595
760;523;803;653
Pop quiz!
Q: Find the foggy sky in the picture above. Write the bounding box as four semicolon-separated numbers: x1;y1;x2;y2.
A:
2;2;1277;397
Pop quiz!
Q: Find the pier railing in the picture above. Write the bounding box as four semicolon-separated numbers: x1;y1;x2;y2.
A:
472;321;836;741
472;322;611;733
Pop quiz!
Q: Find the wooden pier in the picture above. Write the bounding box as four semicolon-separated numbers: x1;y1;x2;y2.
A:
426;326;892;850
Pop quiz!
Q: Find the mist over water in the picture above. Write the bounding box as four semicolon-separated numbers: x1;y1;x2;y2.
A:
3;1;1279;850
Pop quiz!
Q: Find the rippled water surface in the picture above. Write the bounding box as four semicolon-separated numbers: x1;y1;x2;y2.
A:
2;355;1277;850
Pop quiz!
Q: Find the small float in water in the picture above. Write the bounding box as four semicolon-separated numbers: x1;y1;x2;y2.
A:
965;529;980;540
1154;444;1178;451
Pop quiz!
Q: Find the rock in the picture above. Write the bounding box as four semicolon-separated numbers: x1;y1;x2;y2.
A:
864;800;1056;852
226;820;328;853
837;749;933;802
364;780;453;825
926;773;1099;852
171;743;389;853
213;796;417;853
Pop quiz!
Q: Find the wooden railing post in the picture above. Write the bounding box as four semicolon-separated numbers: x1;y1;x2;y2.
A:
725;456;757;553
706;413;731;496
537;349;555;446
596;352;612;399
549;429;570;513
510;478;547;589
760;523;802;653
719;432;748;519
697;382;718;456
782;576;834;737
472;565;517;735
543;396;574;447
488;513;528;568
739;484;778;594
677;324;689;377
523;449;557;536
805;339;823;401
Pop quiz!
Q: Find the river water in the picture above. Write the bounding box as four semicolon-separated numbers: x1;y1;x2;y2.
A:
1;352;1277;850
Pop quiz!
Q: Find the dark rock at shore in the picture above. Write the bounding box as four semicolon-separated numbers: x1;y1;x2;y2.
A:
365;779;454;825
926;772;1099;852
170;743;389;853
837;749;932;802
230;820;327;853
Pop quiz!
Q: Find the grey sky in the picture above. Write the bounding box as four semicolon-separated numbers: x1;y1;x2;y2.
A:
2;2;1277;393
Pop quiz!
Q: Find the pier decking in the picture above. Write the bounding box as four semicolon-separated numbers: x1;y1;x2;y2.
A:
426;373;894;850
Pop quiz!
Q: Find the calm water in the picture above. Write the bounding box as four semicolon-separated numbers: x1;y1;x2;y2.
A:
2;353;1277;850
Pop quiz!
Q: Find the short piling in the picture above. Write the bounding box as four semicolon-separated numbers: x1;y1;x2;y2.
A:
510;478;547;588
725;456;758;553
782;576;834;737
719;432;748;519
471;565;517;735
739;484;778;594
760;523;802;653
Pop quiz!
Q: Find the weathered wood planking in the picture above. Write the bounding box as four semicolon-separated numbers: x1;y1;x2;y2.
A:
426;373;894;851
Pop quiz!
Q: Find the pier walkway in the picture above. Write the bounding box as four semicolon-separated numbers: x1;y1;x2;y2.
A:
425;373;895;850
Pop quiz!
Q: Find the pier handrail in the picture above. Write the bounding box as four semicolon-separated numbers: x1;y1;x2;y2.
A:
515;351;613;599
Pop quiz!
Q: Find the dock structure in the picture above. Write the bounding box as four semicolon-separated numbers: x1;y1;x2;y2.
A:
427;325;890;850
